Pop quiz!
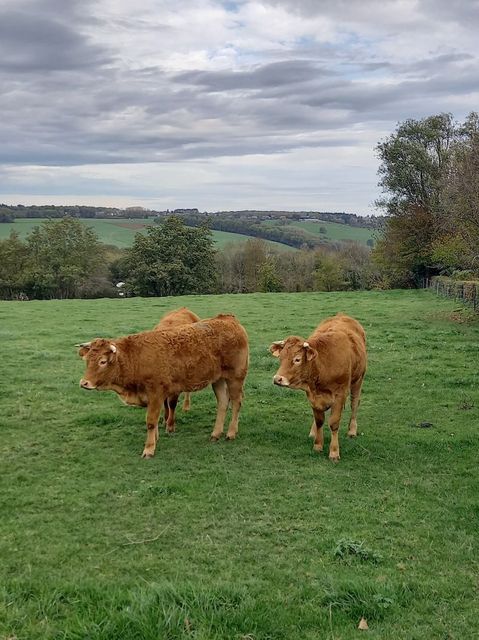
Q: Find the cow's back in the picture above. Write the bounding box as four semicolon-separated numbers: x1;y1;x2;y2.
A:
310;314;366;384
120;313;248;393
154;307;200;330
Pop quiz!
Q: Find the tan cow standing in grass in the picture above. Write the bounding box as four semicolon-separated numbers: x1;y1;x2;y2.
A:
154;306;200;432
78;314;249;458
270;313;367;462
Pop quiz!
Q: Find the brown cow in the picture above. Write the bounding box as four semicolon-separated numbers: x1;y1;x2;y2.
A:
154;307;200;432
270;313;366;462
78;314;249;458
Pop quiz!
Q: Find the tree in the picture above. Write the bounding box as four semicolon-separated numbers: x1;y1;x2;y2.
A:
22;217;105;298
121;216;216;296
0;231;29;298
259;256;282;292
314;253;346;291
441;112;479;269
374;113;459;285
376;113;456;216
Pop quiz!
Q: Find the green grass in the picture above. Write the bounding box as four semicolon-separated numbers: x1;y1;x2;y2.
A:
262;219;378;246
1;290;479;638
0;219;294;251
289;221;377;246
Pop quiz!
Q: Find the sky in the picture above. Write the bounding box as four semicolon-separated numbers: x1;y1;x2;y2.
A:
1;0;478;214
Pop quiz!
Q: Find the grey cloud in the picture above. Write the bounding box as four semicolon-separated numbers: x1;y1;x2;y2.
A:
0;0;478;173
174;59;330;91
0;3;111;72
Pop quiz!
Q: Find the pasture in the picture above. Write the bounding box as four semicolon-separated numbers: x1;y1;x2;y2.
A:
1;290;478;639
0;219;294;251
261;219;377;246
288;221;376;246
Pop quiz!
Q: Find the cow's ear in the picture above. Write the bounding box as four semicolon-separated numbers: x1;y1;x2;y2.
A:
303;341;317;361
108;343;118;359
269;340;285;357
76;342;91;358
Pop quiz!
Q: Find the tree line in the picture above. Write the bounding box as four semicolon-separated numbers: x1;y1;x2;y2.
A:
0;216;378;300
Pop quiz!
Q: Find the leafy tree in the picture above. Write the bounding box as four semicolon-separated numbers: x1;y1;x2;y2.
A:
374;113;459;285
442;112;479;268
0;231;29;298
314;253;346;292
121;216;216;296
22;217;105;298
259;256;283;292
376;113;456;216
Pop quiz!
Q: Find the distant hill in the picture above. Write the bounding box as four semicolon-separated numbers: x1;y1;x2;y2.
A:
0;204;382;250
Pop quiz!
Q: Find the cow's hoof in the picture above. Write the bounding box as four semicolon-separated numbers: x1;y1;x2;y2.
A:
329;455;340;463
141;451;154;459
347;432;357;438
165;428;176;435
225;433;236;441
210;434;221;442
313;444;323;453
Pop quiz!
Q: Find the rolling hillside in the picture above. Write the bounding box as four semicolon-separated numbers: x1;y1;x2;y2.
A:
0;218;295;251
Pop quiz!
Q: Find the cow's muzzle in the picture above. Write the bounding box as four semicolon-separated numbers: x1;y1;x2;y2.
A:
80;379;96;390
273;375;290;387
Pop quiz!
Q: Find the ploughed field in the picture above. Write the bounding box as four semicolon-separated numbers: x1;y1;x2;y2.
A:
1;290;478;639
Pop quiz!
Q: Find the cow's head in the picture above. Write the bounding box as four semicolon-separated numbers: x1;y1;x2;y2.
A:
77;339;119;391
269;336;317;389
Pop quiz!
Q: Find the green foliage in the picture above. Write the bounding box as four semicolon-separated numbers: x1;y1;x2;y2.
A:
376;113;455;215
0;218;107;299
119;216;217;296
314;253;347;291
258;256;283;292
375;111;479;285
1;290;479;638
0;230;29;298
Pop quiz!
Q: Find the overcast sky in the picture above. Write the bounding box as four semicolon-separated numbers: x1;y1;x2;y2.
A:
1;0;478;214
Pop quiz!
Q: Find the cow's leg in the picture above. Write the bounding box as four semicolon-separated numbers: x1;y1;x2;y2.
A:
142;393;163;458
165;395;179;434
347;377;364;438
182;392;191;412
163;398;170;425
328;394;346;462
225;378;244;440
311;408;325;452
210;379;229;441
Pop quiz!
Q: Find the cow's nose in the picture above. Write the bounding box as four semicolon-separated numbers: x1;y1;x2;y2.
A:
273;374;284;386
80;378;93;389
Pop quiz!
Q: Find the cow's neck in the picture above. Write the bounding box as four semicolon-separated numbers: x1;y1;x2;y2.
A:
306;357;328;394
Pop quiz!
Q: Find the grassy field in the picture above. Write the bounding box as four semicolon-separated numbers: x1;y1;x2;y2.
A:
1;290;478;639
288;221;377;246
260;219;377;247
0;219;294;251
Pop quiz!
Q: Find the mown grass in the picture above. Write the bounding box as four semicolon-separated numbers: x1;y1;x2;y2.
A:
0;219;294;251
1;290;478;639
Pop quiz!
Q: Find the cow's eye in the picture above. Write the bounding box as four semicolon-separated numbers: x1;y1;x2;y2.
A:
99;359;108;366
293;356;302;364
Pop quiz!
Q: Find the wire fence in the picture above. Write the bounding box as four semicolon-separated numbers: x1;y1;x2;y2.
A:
425;276;479;311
